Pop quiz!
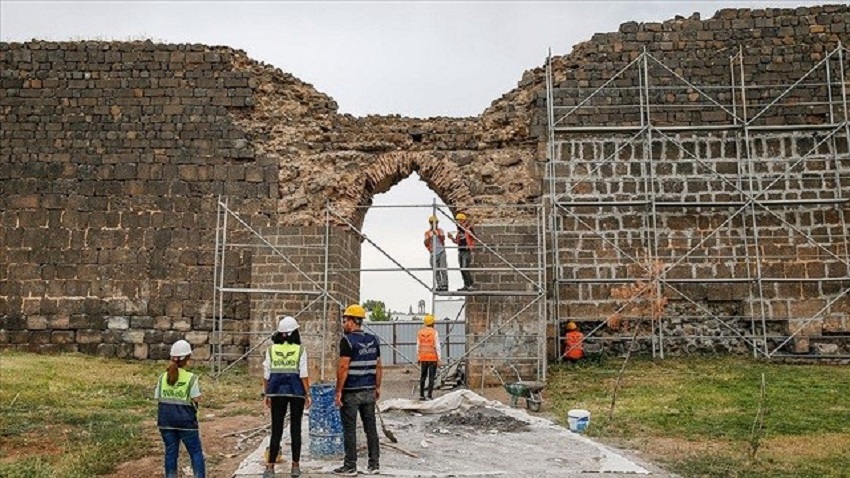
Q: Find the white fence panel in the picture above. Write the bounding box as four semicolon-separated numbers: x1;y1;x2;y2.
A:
364;320;467;366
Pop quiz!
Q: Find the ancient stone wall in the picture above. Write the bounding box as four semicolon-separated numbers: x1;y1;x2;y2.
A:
2;4;850;363
0;43;278;358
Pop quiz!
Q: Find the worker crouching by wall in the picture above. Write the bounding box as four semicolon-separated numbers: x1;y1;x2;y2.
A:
562;321;585;363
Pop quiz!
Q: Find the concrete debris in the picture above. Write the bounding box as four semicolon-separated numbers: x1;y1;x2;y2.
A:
435;407;530;433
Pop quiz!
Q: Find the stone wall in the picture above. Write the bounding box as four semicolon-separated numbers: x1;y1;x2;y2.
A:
0;43;278;358
2;5;850;364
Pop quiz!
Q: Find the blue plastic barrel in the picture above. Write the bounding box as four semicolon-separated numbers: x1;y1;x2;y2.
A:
309;383;344;457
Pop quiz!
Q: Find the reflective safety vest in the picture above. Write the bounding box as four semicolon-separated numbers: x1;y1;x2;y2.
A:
266;343;306;397
343;331;379;391
564;331;585;360
417;327;438;362
157;369;199;430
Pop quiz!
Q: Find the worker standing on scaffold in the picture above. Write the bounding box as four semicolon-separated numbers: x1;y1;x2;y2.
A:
449;212;475;291
424;215;448;292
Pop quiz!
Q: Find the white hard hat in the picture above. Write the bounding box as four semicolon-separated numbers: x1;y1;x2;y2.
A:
277;315;299;334
170;339;192;358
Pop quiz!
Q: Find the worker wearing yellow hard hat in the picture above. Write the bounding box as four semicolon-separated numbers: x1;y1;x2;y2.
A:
417;314;442;400
448;212;476;291
424;215;448;292
334;304;382;475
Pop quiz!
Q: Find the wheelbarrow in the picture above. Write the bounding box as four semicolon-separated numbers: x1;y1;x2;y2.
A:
492;365;545;412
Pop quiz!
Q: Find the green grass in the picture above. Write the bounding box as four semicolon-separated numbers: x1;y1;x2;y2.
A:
0;351;255;478
548;356;850;477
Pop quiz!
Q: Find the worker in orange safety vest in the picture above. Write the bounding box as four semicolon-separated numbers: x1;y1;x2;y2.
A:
562;321;585;363
416;314;442;400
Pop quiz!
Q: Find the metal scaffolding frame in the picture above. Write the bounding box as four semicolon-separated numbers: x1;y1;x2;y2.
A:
333;202;548;382
546;43;850;359
210;199;548;382
210;197;343;378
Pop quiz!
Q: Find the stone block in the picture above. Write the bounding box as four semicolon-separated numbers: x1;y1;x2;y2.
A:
31;330;51;345
9;331;31;344
0;316;26;330
77;329;103;344
813;342;839;355
123;330;145;344
115;343;135;359
48;315;70;330
191;345;211;361
108;316;130;330
134;344;149;360
27;315;48;330
149;344;171;360
97;343;116;357
173;319;192;332
143;330;163;344
185;331;209;345
154;316;172;330
131;316;155;328
70;315;106;329
51;331;75;344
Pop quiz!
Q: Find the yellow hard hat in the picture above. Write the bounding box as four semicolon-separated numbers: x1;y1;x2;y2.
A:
424;314;435;326
455;213;468;221
566;321;577;331
428;215;438;223
343;304;366;319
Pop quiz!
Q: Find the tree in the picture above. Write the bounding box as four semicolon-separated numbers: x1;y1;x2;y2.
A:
362;300;392;322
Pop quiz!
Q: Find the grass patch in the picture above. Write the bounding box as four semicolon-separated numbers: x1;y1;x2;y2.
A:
548;356;850;477
0;351;255;477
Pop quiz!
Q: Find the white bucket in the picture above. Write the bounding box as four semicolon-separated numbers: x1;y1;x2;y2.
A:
567;409;590;433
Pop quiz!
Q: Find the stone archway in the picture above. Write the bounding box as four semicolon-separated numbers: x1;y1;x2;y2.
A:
353;151;474;230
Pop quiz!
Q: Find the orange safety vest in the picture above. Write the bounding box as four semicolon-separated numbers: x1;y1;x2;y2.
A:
417;327;438;362
424;228;445;253
564;331;585;360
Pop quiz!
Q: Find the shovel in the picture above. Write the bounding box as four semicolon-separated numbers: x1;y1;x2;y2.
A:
375;404;398;443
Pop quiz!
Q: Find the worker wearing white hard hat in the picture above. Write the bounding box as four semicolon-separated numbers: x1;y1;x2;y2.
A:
262;315;311;478
155;339;206;478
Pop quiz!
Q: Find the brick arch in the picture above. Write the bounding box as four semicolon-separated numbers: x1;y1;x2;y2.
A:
352;151;474;229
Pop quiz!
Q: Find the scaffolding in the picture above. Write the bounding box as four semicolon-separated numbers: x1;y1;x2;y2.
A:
210;199;548;382
545;43;850;359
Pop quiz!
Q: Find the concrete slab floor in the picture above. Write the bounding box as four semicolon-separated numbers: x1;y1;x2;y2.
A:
233;390;675;478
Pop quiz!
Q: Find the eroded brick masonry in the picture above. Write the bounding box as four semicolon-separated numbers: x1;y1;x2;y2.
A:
1;5;849;370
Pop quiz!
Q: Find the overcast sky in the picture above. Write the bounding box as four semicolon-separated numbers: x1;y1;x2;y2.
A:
1;0;824;313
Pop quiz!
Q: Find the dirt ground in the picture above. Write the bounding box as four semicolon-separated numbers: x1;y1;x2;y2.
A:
101;366;523;478
102;406;266;478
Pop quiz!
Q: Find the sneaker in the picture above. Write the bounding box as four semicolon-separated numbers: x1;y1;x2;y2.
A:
333;465;358;476
367;465;381;474
290;464;301;477
457;286;467;291
466;285;475;291
262;470;276;478
419;396;427;401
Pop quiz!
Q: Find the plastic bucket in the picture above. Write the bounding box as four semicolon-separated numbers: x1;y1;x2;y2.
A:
309;383;344;457
567;409;590;433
